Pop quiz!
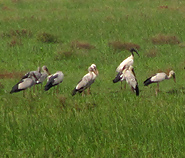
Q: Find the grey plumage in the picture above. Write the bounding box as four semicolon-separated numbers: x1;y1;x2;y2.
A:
44;71;64;91
22;67;41;80
36;66;50;84
10;72;37;94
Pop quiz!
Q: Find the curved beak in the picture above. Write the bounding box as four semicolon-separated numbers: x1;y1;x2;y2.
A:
135;50;140;57
93;68;99;76
130;48;140;57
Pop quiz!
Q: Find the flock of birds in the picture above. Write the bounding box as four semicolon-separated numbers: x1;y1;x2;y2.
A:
9;48;176;96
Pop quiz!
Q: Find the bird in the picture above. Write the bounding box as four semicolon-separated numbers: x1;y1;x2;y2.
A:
36;65;50;85
113;65;139;96
44;71;64;92
10;71;38;95
72;64;99;96
22;66;41;80
144;70;176;95
21;67;42;92
116;48;139;73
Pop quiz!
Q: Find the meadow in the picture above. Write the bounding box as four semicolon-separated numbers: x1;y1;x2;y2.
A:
1;0;185;157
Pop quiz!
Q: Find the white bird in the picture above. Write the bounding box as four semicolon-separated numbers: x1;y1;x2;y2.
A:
144;70;176;95
36;66;50;85
113;65;139;96
10;71;38;94
72;64;99;96
116;48;139;73
44;71;64;92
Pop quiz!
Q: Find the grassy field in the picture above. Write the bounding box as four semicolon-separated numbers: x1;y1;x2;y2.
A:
1;0;185;157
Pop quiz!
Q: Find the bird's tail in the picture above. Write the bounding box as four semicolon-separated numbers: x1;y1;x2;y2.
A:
113;72;122;83
144;77;152;86
72;88;77;96
10;84;20;94
135;85;139;96
44;83;52;91
44;77;55;91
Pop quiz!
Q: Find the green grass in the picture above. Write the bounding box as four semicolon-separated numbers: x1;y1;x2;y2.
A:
1;0;185;157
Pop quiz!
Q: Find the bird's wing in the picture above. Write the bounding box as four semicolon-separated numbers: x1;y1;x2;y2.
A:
53;72;64;85
18;78;35;89
151;72;166;82
116;57;133;72
76;73;92;90
124;71;138;89
113;72;124;83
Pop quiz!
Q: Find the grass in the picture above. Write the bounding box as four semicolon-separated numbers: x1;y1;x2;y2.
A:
1;0;185;157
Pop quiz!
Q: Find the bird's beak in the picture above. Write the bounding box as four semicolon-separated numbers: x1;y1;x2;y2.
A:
135;50;140;57
94;69;99;75
173;74;176;83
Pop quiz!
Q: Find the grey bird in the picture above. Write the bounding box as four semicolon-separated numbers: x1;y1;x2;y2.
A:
36;66;50;85
22;66;41;80
10;72;38;94
144;70;176;95
72;64;99;96
113;65;139;96
44;71;64;92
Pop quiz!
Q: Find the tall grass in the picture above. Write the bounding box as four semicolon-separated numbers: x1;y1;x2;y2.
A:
1;0;185;157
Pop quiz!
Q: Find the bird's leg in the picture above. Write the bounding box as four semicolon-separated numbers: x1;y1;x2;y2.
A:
82;91;85;97
23;90;25;98
33;85;35;93
121;82;122;90
56;85;59;94
155;83;159;96
124;81;126;89
87;87;91;95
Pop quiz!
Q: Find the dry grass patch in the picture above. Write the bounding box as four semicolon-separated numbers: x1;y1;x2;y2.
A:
108;41;140;51
0;72;24;79
144;48;158;58
1;29;32;38
8;37;22;47
179;42;185;48
54;51;73;60
37;32;59;43
70;40;95;50
151;34;180;45
57;95;67;109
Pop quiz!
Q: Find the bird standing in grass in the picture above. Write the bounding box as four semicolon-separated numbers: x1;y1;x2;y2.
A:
115;48;139;89
10;72;38;95
144;70;176;95
113;65;139;96
44;71;64;93
72;64;99;96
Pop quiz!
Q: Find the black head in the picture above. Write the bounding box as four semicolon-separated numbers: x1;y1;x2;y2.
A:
130;48;139;57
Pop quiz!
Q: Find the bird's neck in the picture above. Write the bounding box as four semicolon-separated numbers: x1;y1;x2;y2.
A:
167;73;172;79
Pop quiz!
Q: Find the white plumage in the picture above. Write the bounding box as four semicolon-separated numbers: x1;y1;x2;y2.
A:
144;70;176;95
113;66;139;96
72;64;98;96
116;48;139;73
